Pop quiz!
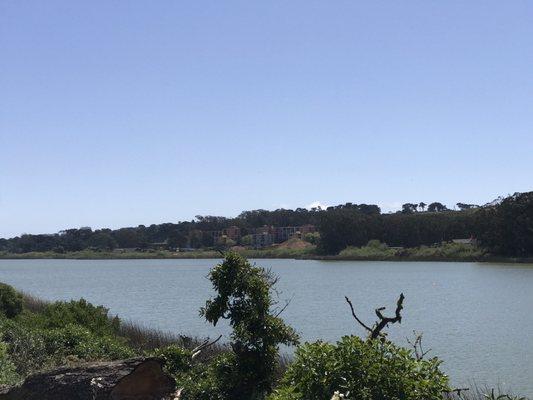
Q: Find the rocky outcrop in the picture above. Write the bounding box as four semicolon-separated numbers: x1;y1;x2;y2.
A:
0;357;177;400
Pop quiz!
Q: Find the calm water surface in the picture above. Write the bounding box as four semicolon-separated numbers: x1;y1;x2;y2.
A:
0;259;532;396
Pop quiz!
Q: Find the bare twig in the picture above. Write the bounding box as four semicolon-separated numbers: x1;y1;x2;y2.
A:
406;331;431;360
344;296;373;333
274;295;294;318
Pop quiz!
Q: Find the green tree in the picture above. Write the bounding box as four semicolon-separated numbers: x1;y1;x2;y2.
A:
188;230;204;248
402;203;418;214
201;253;299;399
167;231;188;250
427;202;448;212
240;234;254;246
113;228;145;249
476;192;533;256
303;232;320;245
0;283;23;319
318;209;382;254
88;232;117;250
457;202;478;210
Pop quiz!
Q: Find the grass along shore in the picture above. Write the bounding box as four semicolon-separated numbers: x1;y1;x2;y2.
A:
1;241;532;263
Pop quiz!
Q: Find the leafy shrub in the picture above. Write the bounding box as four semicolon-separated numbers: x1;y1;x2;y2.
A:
0;342;19;385
269;336;450;400
303;232;320;245
0;318;133;376
366;239;385;249
36;298;120;336
177;351;283;400
0;283;23;318
149;345;193;376
339;241;396;260
0;317;51;376
42;324;134;361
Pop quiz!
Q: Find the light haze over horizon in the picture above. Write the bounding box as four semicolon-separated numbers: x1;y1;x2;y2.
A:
1;1;532;238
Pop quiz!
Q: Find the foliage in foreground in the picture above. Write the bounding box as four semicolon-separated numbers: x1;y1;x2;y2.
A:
199;252;299;399
269;336;449;400
22;298;121;336
0;312;133;381
0;341;19;385
0;283;23;319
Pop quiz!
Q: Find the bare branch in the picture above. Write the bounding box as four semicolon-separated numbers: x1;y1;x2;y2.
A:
370;293;404;339
345;296;373;333
191;335;223;359
274;295;294;318
406;331;431;360
345;293;405;340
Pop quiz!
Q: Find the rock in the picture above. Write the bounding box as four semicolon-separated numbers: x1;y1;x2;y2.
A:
0;357;177;400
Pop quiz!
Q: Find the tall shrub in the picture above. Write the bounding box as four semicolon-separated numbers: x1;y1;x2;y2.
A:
200;252;299;399
0;283;23;319
38;298;120;336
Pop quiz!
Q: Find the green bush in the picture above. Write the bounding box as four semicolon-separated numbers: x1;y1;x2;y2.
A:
269;336;450;400
0;342;19;385
176;352;236;400
0;318;51;376
0;318;133;376
0;283;23;319
177;352;245;400
303;232;320;245
42;324;134;361
339;241;396;260
149;345;193;376
36;298;120;336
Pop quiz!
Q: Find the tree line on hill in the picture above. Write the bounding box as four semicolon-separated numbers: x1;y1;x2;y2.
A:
319;192;532;256
1;192;532;258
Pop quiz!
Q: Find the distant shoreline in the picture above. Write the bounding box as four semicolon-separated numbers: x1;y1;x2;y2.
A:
1;250;532;264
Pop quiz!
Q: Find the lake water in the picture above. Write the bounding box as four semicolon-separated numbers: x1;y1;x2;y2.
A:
0;259;532;396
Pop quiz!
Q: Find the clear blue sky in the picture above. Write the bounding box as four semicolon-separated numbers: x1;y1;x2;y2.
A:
1;1;532;238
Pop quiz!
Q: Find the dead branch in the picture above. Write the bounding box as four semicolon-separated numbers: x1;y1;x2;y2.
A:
344;296;373;333
345;293;405;339
370;293;404;339
274;295;294;318
191;334;223;359
406;331;431;360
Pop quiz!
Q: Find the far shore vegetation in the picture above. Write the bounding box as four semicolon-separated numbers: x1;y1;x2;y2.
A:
1;191;532;262
2;240;532;263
